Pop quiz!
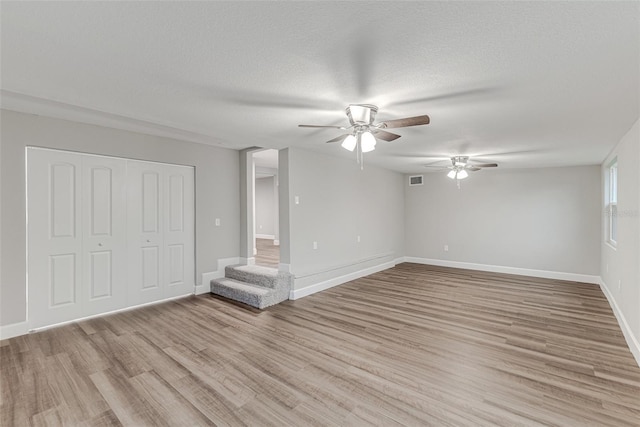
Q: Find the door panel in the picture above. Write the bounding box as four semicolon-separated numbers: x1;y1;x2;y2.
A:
142;171;160;233
28;149;84;328
82;155;127;316
168;244;184;284
163;165;195;297
90;167;112;236
141;246;160;289
50;163;77;238
128;161;164;304
169;174;184;232
50;253;77;306
89;251;112;299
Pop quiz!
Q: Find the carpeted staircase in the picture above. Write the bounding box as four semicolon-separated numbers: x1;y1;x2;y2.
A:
210;264;292;309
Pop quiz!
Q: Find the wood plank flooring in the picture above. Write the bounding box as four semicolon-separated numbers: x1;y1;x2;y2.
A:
255;238;279;268
2;263;640;426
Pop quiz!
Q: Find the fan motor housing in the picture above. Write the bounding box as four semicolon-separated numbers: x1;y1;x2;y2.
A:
346;104;378;126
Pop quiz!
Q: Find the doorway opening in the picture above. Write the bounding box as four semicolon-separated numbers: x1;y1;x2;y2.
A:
253;149;280;268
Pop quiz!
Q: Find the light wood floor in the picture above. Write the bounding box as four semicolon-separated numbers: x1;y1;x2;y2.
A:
255;238;279;268
2;263;639;426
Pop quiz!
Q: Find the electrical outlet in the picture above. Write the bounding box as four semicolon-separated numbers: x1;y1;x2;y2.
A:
618;279;621;290
215;218;221;226
444;245;449;252
313;241;318;250
357;235;361;243
295;196;300;205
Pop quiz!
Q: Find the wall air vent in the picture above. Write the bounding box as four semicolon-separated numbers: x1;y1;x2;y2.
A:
409;175;423;186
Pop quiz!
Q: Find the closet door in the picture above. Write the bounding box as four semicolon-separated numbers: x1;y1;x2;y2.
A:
127;160;165;305
28;148;84;328
81;155;127;316
164;165;195;298
28;150;196;329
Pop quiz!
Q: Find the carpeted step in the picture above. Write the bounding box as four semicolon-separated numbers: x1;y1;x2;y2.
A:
225;264;280;288
212;264;293;309
210;278;271;308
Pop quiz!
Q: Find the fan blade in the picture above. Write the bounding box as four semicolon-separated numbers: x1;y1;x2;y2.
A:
299;124;346;129
325;134;350;143
471;163;498;168
466;167;482;172
379;115;430;129
373;130;401;142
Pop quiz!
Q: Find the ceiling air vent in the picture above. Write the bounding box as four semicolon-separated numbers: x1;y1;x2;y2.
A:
409;175;423;186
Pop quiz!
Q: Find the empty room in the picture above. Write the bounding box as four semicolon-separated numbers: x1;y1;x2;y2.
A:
1;1;639;426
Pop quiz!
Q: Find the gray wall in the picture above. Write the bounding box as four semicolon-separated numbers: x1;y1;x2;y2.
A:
255;176;276;236
404;165;601;275
0;109;240;326
286;147;404;289
601;118;640;354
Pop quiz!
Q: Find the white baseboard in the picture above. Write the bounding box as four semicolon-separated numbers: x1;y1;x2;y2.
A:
0;321;29;341
239;257;256;266
256;234;275;240
599;278;640;368
403;257;601;284
1;292;197;340
290;258;401;300
273;240;280;246
198;257;240;295
30;293;192;334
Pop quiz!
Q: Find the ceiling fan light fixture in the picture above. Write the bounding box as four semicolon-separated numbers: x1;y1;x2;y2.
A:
346;104;377;125
341;134;357;151
453;156;468;167
447;170;457;179
457;169;469;179
360;131;377;153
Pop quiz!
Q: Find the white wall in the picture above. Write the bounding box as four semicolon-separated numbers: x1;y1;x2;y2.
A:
600;118;640;364
404;165;601;277
284;147;404;291
0;109;240;327
255;176;276;237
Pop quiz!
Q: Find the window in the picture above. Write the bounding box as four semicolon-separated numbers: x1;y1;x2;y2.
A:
607;160;618;245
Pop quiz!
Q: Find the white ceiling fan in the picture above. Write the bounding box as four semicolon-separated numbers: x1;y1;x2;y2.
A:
424;156;498;188
299;104;430;168
444;156;498;180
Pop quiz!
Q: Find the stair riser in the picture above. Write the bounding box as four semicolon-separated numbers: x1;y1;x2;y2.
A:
210;280;289;309
211;282;263;307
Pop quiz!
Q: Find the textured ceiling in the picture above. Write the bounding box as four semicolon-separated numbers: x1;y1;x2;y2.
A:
1;1;638;173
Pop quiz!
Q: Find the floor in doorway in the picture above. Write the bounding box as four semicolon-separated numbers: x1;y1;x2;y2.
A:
255;238;279;268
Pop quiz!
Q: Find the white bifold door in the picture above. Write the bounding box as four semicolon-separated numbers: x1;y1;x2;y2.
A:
27;148;195;329
127;160;195;305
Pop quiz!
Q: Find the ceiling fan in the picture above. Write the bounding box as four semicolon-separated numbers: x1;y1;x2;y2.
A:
441;156;498;180
423;156;498;188
298;104;430;167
